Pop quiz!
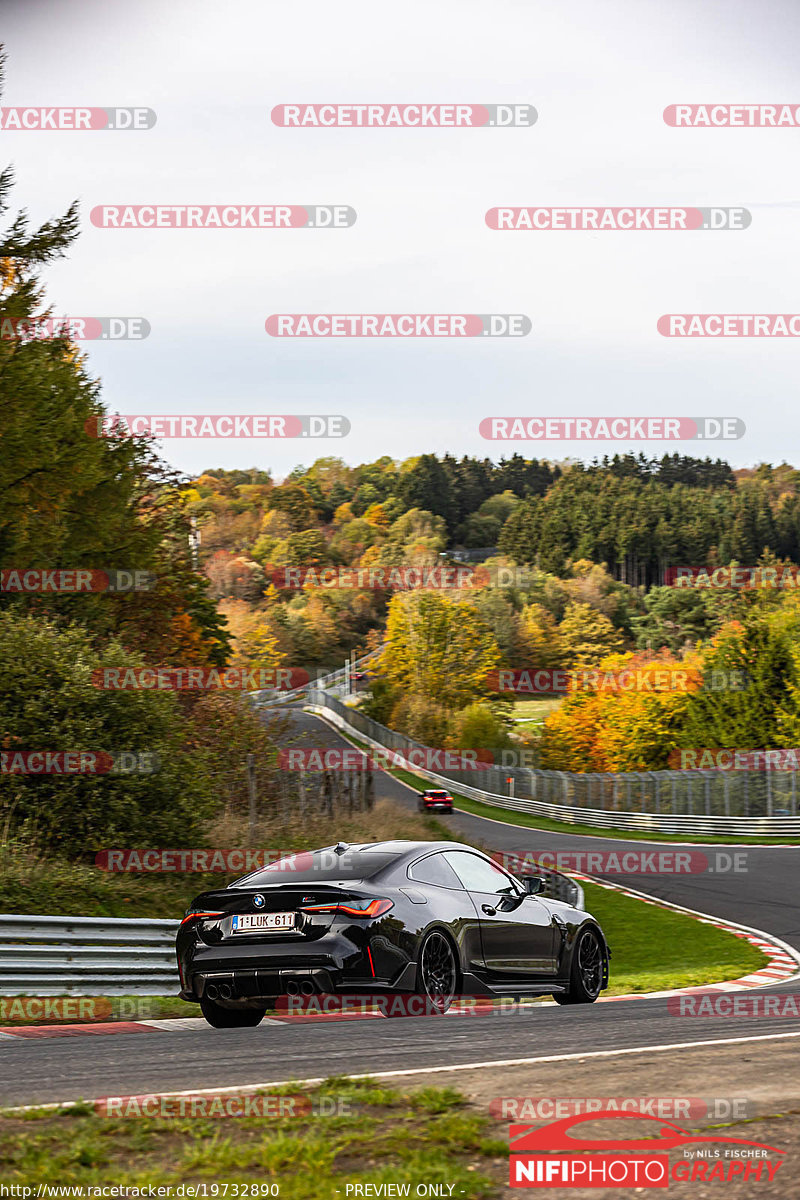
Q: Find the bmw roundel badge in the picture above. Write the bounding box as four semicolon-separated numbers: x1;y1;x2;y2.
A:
253;894;265;908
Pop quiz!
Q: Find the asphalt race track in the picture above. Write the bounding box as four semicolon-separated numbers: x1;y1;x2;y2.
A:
1;706;799;1108
4;998;800;1108
284;708;800;947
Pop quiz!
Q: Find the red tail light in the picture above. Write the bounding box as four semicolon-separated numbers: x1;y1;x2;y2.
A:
180;910;224;926
300;898;394;918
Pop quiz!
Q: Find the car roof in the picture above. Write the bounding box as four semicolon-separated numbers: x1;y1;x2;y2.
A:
231;841;500;889
341;840;479;862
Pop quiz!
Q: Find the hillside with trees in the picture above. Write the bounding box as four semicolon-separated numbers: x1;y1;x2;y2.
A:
5;16;800;863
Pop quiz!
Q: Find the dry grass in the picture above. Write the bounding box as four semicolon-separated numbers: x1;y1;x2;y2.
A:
0;798;451;918
205;797;446;850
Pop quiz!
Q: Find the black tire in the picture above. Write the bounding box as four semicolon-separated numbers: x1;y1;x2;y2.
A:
200;995;267;1028
554;926;604;1005
415;929;459;1014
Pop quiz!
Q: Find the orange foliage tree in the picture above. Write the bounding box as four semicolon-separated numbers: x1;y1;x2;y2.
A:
540;649;704;772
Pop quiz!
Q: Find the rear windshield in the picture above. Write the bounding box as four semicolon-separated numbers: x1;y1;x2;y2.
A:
427;792;449;798
233;848;397;887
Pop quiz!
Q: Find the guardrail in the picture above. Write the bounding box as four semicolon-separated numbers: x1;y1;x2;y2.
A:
0;914;180;996
0;872;584;997
304;690;800;838
253;649;381;709
518;864;583;909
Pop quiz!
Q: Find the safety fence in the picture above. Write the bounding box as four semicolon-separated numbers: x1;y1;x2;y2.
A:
305;690;800;838
253;650;379;709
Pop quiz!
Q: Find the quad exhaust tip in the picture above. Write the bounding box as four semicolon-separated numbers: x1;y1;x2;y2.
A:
285;978;316;996
205;981;233;1001
205;976;319;1000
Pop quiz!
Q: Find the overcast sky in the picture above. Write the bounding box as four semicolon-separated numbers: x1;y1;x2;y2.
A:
2;0;799;479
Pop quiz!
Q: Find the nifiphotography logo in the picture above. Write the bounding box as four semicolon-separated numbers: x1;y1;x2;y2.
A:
508;1111;784;1188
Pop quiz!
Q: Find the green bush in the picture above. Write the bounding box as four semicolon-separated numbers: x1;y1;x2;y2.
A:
0;612;215;855
446;702;513;752
389;693;451;747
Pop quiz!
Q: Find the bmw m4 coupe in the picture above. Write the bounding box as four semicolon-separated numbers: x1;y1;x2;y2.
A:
176;840;610;1027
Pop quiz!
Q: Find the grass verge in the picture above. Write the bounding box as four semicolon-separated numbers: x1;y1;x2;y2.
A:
580;880;767;995
0;1080;506;1197
511;697;561;730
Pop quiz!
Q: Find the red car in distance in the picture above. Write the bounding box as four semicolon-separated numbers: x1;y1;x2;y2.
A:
418;789;454;814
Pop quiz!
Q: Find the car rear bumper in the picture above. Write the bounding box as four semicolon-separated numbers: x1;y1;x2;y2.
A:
187;964;339;1003
180;927;415;1002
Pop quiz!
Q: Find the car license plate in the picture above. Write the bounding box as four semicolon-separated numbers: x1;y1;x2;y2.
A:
231;912;295;933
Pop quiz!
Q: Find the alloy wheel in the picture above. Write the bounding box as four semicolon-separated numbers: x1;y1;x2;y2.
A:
577;929;602;997
419;931;457;1012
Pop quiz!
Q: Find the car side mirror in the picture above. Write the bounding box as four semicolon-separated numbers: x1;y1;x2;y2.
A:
522;876;546;896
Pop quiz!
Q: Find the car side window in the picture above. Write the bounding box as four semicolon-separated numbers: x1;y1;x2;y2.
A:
408;852;464;889
444;851;520;895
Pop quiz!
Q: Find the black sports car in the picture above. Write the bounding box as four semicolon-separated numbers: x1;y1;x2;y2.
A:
176;840;610;1028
